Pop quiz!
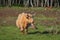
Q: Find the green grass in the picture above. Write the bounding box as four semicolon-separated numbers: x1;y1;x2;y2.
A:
0;25;60;40
0;7;60;11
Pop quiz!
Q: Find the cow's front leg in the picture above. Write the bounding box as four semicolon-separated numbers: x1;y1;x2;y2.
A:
20;27;24;34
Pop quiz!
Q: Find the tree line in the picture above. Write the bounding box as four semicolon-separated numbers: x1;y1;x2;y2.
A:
0;0;60;7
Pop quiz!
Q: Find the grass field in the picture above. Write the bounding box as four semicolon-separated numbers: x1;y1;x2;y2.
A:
0;7;60;40
0;25;60;40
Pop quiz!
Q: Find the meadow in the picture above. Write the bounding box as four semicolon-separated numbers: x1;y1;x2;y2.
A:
0;7;60;40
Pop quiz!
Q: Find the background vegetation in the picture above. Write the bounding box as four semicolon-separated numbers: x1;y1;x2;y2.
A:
0;0;60;7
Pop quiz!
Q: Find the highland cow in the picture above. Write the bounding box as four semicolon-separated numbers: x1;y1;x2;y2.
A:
16;12;37;34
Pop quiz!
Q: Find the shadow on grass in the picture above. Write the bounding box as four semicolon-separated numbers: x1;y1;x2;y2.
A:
28;31;49;35
28;31;41;34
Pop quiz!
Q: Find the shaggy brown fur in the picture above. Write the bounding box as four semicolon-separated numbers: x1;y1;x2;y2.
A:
16;12;37;34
